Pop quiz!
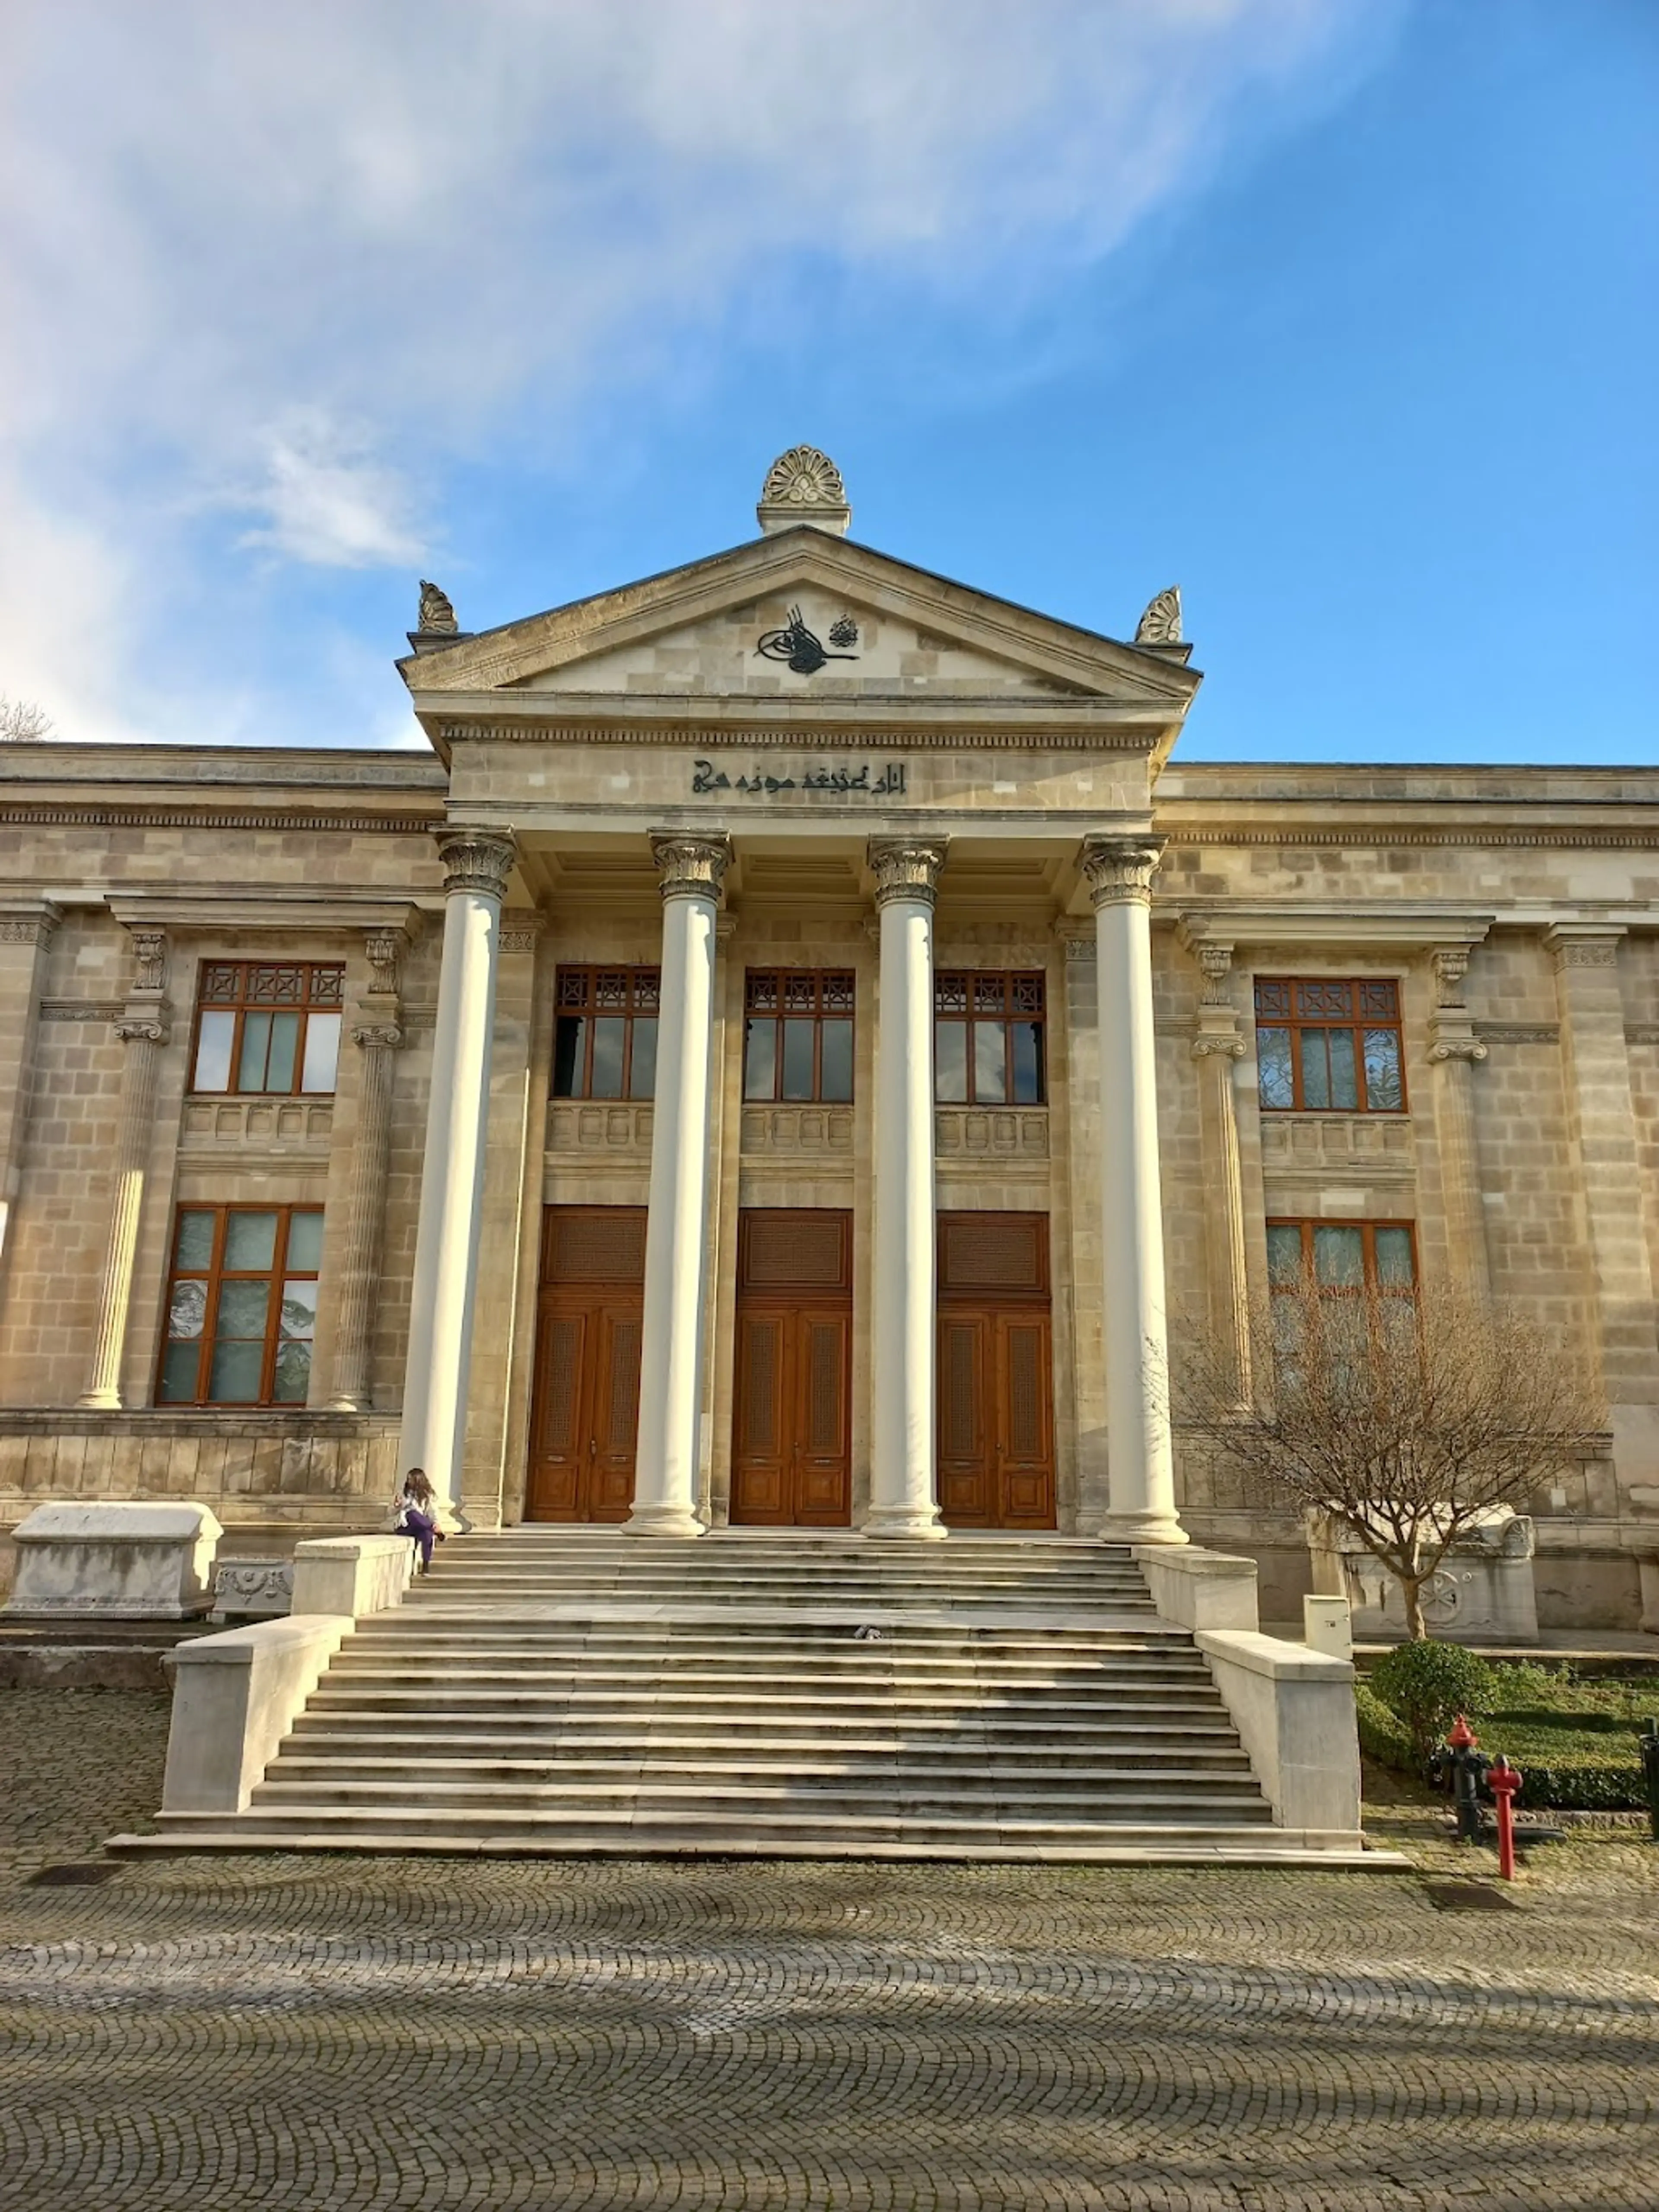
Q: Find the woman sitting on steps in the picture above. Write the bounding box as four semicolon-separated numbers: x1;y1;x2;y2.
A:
389;1467;446;1576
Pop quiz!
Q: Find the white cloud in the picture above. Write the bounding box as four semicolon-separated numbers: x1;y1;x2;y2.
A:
236;412;426;569
0;0;1393;742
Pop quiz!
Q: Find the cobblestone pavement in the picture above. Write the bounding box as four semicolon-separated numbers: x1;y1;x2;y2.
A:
3;1690;1657;2211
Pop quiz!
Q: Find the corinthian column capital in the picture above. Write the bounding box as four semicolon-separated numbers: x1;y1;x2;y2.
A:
1081;835;1164;910
867;836;948;909
436;828;518;900
649;831;732;903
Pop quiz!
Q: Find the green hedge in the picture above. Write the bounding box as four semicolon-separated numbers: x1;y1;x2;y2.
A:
1510;1760;1649;1814
1355;1684;1416;1773
1355;1675;1650;1810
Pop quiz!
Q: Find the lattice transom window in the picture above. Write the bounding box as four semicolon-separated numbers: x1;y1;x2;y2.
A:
934;971;1046;1105
743;971;855;1103
552;967;661;1100
158;1205;322;1406
192;963;344;1096
1254;978;1405;1114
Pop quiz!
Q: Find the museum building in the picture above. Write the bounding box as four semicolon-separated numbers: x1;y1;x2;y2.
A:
2;448;1658;1630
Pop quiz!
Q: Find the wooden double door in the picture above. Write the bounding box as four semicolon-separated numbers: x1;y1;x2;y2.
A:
937;1211;1056;1529
731;1209;853;1527
525;1206;646;1522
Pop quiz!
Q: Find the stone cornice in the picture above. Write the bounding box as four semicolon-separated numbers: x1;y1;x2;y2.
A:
0;804;444;835
110;896;429;933
429;706;1170;752
1157;817;1659;852
1176;904;1493;952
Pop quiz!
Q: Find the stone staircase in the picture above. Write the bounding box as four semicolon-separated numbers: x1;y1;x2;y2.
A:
129;1529;1372;1864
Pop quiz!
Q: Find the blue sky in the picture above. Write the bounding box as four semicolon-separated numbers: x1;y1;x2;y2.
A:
2;0;1653;763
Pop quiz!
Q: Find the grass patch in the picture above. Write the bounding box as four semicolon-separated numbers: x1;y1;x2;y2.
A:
1360;1656;1657;1812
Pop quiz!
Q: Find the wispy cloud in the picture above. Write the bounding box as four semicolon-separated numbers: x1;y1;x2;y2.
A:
0;0;1390;742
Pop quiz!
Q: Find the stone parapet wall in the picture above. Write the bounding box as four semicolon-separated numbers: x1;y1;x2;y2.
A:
0;1412;403;1540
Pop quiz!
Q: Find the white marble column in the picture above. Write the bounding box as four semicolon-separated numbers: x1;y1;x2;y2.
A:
326;926;408;1410
79;925;169;1410
629;831;731;1537
398;830;517;1522
865;835;949;1540
1427;945;1492;1302
1082;836;1186;1546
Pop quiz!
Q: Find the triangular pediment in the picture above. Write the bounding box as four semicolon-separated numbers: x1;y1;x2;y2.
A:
399;530;1198;715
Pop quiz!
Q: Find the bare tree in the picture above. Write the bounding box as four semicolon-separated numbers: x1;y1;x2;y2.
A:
1174;1276;1600;1639
0;696;55;742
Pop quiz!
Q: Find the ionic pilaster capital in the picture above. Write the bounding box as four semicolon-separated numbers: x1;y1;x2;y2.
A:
353;1021;405;1052
649;831;732;904
867;836;949;909
1191;1033;1247;1061
435;828;518;901
1428;1035;1488;1065
114;1015;168;1047
1081;835;1164;909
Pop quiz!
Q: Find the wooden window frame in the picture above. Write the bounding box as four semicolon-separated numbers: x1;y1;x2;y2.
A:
1253;976;1406;1115
190;961;345;1098
933;970;1047;1107
742;970;856;1104
1265;1218;1419;1297
551;966;661;1101
157;1203;323;1407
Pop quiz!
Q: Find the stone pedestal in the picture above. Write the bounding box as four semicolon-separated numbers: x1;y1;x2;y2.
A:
6;1502;223;1618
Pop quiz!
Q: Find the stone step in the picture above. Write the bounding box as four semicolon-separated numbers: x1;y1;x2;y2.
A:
305;1672;1230;1707
325;1651;1213;1683
265;1748;1257;1784
289;1709;1242;1745
248;1776;1271;1818
112;1823;1379;1868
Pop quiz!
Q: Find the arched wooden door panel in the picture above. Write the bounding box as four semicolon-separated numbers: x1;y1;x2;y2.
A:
730;1209;853;1527
525;1206;646;1522
936;1212;1056;1530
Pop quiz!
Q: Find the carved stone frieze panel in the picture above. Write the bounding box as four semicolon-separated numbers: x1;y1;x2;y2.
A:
1259;1112;1415;1184
180;1099;334;1151
741;1106;855;1156
934;1108;1049;1160
546;1102;655;1155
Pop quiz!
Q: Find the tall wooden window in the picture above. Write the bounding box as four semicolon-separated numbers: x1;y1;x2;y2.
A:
158;1205;323;1405
743;971;855;1102
552;967;661;1099
191;963;343;1096
934;972;1046;1104
1265;1219;1417;1295
1254;978;1405;1114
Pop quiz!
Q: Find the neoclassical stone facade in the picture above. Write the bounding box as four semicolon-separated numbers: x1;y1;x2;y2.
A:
2;455;1657;1627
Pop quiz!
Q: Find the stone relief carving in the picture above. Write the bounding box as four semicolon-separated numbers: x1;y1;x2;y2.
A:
756;446;852;535
650;831;732;902
1191;1033;1247;1060
352;1022;405;1052
867;836;949;907
1431;946;1471;1004
1551;935;1620;969
124;925;168;992
113;1016;168;1046
499;923;543;955
0;907;59;945
1081;837;1163;908
436;829;517;900
363;928;407;990
760;446;846;508
1428;1036;1487;1064
417;579;459;635
1134;586;1182;645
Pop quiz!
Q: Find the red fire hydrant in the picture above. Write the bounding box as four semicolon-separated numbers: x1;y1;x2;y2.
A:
1488;1753;1522;1881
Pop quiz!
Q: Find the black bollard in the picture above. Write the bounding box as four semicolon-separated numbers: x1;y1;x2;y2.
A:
1641;1719;1659;1845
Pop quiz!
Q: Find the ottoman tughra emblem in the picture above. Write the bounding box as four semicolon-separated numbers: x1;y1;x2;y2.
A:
756;605;860;676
